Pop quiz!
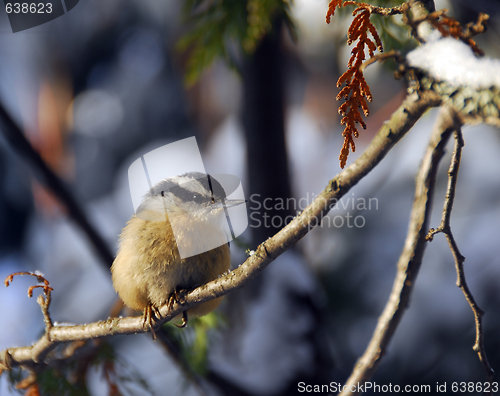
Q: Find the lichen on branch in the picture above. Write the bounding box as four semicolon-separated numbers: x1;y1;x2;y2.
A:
326;1;383;168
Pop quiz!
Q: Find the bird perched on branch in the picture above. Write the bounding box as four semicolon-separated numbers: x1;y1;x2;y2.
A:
111;172;243;337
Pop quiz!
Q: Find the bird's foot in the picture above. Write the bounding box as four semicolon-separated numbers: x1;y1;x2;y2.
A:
174;311;188;328
143;303;161;340
168;288;189;328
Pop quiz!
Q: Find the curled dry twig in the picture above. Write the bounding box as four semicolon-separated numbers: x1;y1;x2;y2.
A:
3;272;55;389
4;272;54;335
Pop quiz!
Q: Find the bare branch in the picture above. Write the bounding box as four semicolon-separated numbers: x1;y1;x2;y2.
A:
427;125;495;383
0;100;114;268
404;2;488;50
326;0;409;24
462;13;489;40
446;224;495;384
340;106;456;395
359;50;402;73
350;2;409;17
0;91;441;371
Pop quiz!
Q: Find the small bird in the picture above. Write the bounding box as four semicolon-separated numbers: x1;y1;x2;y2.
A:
111;172;242;335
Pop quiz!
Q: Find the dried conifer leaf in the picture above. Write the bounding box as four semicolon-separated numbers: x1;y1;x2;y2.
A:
327;1;382;168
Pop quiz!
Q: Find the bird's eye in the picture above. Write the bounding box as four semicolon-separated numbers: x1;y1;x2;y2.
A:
211;196;215;204
161;191;165;197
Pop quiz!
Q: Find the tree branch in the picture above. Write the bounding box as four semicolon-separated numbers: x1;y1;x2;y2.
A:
359;50;402;73
352;2;409;17
0;91;441;371
340;106;455;395
427;127;495;383
0;100;114;268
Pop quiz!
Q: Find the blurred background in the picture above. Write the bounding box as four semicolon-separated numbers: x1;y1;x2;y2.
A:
0;0;500;395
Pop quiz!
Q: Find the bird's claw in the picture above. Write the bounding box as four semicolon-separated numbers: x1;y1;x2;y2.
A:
143;303;161;340
168;288;189;328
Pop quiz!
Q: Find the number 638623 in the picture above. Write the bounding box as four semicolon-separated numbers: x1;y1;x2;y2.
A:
5;3;53;14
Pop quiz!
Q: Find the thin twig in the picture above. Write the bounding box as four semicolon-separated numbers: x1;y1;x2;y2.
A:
0;91;442;371
359;50;402;72
403;2;489;47
426;127;463;240
427;127;495;384
340;106;456;395
326;1;409;24
5;272;55;348
0;100;114;268
462;13;489;40
345;1;409;16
